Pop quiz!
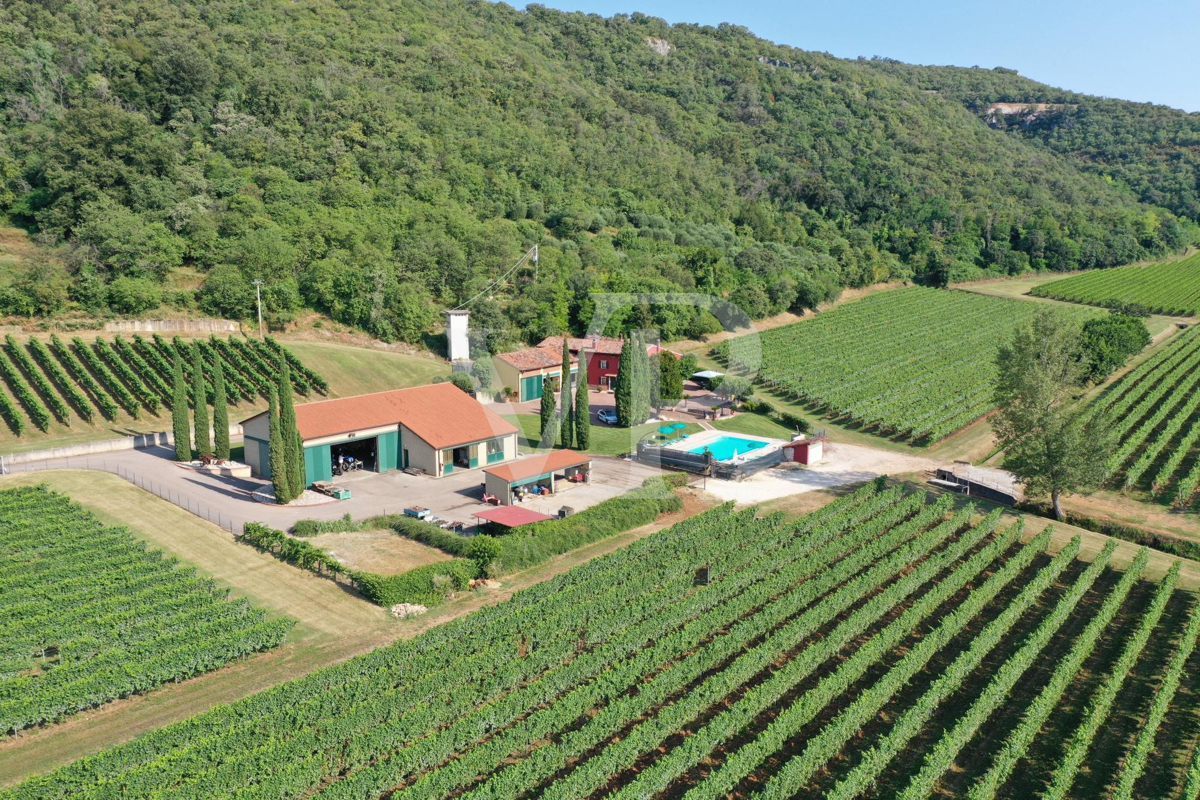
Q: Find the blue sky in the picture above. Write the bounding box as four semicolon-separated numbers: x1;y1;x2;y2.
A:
523;0;1200;112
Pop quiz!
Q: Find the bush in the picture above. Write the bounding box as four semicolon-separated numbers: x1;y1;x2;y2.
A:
467;535;501;571
349;559;477;607
292;513;360;537
107;276;162;314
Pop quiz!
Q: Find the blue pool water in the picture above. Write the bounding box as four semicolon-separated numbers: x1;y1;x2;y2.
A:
689;435;769;461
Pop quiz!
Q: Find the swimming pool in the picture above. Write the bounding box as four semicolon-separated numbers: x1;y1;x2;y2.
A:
688;435;770;462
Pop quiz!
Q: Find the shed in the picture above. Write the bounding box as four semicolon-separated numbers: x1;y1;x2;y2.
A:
482;450;592;506
241;383;519;485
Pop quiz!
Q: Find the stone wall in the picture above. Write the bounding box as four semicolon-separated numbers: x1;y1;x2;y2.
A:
104;319;242;334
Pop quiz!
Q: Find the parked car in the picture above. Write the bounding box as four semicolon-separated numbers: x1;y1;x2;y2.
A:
597;407;618;425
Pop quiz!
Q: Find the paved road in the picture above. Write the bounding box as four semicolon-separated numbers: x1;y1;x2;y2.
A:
2;445;663;533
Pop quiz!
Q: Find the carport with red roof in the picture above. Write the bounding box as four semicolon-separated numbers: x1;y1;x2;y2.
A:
482;449;593;506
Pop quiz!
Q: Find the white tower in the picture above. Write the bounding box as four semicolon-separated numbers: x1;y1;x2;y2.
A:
445;310;470;363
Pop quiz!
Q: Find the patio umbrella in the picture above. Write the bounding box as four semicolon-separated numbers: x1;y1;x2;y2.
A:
670;422;687;431
658;426;674;434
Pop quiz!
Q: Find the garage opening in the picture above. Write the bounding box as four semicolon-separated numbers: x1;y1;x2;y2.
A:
451;445;471;469
332;437;377;475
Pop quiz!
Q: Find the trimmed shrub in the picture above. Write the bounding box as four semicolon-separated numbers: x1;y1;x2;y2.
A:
292;513;362;538
350;559;477;607
371;515;474;556
496;477;682;572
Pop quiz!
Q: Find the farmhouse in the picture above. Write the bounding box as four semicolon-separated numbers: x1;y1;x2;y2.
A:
493;347;579;402
241;383;519;483
536;335;624;389
535;335;682;391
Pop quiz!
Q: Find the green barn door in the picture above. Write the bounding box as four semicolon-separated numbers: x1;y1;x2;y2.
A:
377;431;399;472
304;444;332;486
522;374;543;401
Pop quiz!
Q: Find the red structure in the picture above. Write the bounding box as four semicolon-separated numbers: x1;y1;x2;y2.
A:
537;335;681;390
784;436;826;465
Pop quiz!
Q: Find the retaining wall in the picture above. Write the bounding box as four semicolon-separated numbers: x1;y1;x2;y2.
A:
104;319;242;334
2;424;243;466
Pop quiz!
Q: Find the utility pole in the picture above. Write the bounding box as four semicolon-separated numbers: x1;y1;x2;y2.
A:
252;279;264;338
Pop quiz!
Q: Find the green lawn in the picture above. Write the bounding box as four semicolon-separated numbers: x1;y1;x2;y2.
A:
712;413;799;439
508;414;702;456
282;341;449;397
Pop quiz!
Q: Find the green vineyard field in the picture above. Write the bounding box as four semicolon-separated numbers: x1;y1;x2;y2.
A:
0;334;326;439
717;287;1094;443
1087;326;1200;510
0;487;292;735
8;483;1200;798
1031;253;1200;316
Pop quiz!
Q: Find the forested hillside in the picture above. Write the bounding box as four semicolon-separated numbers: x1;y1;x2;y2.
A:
0;0;1194;347
870;60;1200;224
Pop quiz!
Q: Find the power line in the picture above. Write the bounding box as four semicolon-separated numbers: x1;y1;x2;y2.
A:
453;244;539;311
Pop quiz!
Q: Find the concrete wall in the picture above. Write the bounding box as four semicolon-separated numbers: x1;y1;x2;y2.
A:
399;422;438;474
241;413;269;442
104;318;241;333
492;357;521;399
1;424;244;466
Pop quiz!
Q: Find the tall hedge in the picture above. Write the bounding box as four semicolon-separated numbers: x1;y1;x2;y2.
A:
192;343;211;456
495;477;682;572
171;352;190;462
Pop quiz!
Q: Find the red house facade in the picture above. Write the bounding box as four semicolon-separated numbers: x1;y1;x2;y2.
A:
536;336;681;390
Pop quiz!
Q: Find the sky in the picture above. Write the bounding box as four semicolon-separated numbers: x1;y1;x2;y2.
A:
522;0;1200;113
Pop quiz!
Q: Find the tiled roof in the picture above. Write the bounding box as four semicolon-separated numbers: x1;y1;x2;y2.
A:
495;347;565;372
243;383;517;449
537;335;624;356
482;450;592;483
472;506;555;527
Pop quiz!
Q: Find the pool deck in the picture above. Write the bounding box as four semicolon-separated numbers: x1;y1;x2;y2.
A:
661;429;785;464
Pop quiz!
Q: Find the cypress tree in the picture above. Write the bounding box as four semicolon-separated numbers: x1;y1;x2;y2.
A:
637;334;654;423
575;348;591;450
660;350;684;409
278;360;306;495
212;355;230;461
171;351;191;462
192;344;211;455
560;338;574;448
539;374;559;447
614;335;633;427
267;388;290;503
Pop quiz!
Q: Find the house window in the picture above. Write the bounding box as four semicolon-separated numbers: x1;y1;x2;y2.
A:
486;438;505;464
599;359;608;369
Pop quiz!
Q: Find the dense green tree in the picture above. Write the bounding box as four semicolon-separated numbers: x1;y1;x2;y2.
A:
171;352;190;462
614;336;634;428
267;388;290;503
277;361;305;495
191;344;211;456
212;356;230;461
559;339;574;448
539;375;559;447
575;349;591;450
1079;313;1151;382
0;0;1194;341
659;352;684;409
630;332;653;425
994;310;1111;520
106;277;161;315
